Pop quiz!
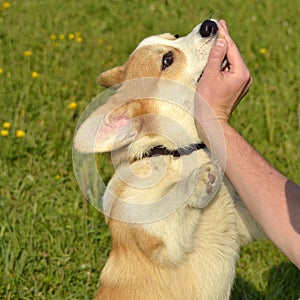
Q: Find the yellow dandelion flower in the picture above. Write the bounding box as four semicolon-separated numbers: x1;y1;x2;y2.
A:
31;71;39;78
68;102;78;109
2;122;11;129
76;36;83;43
106;45;112;51
24;50;33;57
50;34;57;40
68;33;75;40
54;174;61;180
98;38;104;45
0;67;3;74
16;130;26;138
58;34;65;40
259;48;267;55
1;129;9;137
2;2;10;9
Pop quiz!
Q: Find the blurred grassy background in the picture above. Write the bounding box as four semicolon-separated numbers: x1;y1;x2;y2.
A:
0;0;299;299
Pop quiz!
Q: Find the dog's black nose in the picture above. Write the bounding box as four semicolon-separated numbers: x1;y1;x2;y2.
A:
199;20;218;38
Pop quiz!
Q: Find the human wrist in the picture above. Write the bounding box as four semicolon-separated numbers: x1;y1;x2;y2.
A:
196;110;230;131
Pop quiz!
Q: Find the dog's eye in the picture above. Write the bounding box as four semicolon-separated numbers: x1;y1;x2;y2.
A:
162;51;174;70
174;34;180;38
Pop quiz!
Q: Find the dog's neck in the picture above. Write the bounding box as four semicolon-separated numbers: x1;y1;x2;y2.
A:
142;142;206;158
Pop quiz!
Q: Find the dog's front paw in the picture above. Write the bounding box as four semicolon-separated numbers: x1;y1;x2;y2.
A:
198;161;223;208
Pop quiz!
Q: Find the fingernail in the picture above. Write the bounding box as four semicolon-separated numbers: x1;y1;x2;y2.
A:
221;19;227;26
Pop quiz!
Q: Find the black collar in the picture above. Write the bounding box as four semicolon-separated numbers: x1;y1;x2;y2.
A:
142;142;206;158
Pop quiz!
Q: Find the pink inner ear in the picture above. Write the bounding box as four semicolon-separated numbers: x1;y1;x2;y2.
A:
75;107;139;153
100;117;130;136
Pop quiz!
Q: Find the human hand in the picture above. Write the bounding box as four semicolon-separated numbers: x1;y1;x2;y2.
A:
195;20;252;122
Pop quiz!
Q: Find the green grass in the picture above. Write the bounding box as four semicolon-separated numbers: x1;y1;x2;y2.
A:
0;0;299;299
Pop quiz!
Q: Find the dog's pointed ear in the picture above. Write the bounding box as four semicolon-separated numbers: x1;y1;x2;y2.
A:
74;102;141;153
97;66;125;88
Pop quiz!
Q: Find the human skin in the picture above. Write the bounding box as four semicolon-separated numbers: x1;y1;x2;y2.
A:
195;20;300;268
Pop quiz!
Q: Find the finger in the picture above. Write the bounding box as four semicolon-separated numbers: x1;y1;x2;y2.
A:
204;35;228;74
219;20;228;33
231;76;253;112
218;20;228;37
240;76;253;99
218;21;248;74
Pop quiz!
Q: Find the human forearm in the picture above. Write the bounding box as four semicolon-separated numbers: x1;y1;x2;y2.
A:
219;122;300;268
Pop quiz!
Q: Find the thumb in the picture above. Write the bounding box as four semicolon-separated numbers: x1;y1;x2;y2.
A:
205;37;227;73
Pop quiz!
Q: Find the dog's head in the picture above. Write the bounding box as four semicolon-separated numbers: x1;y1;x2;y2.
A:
74;19;220;161
98;19;219;89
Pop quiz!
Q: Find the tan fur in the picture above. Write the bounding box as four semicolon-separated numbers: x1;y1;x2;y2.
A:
74;20;265;300
97;66;125;88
